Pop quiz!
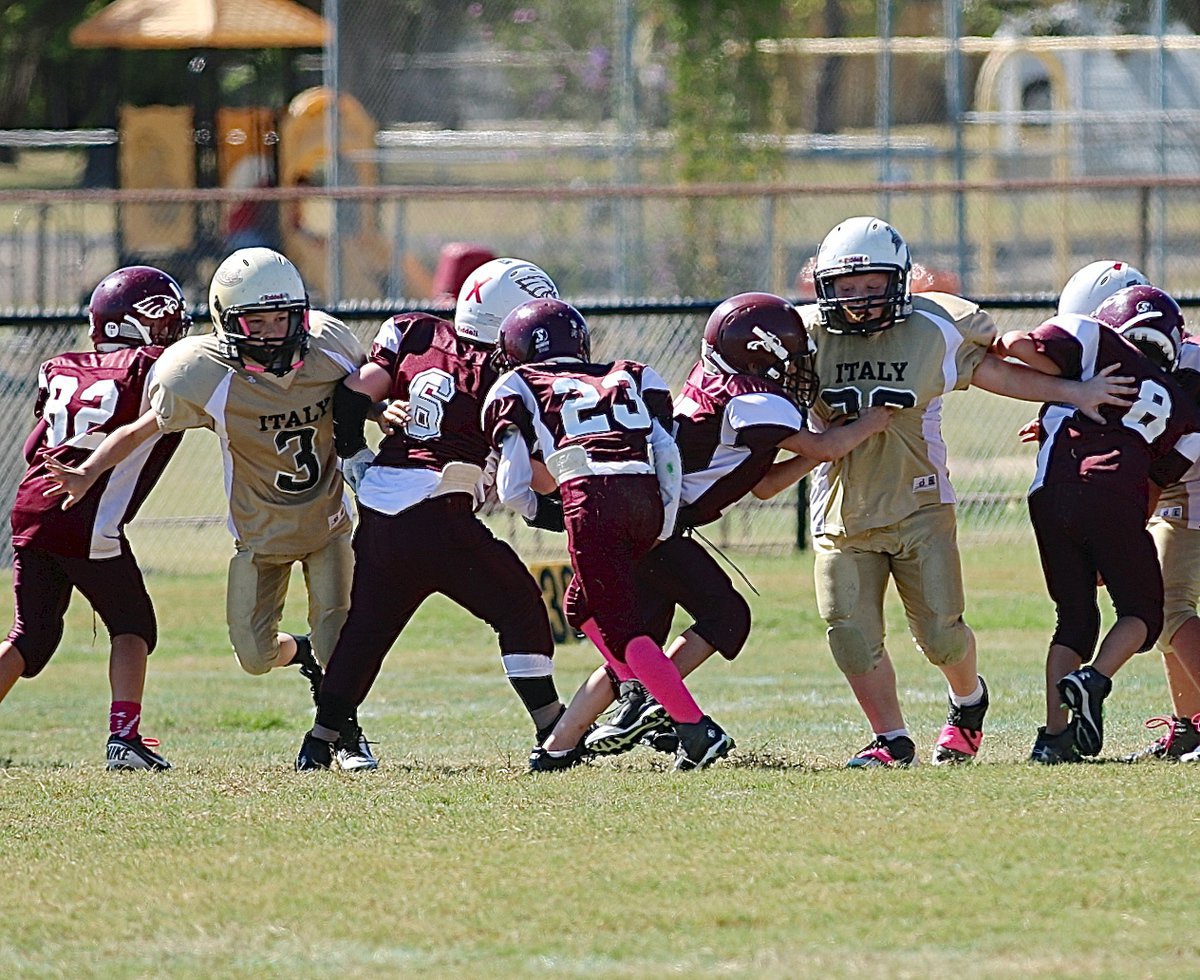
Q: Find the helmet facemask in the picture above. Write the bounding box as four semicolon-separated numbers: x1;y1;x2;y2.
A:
217;304;309;376
815;267;909;335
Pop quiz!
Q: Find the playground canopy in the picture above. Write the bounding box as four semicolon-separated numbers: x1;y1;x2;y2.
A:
70;0;328;51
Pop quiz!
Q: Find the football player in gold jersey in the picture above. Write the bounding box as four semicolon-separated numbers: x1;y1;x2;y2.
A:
46;248;378;770
802;216;1136;767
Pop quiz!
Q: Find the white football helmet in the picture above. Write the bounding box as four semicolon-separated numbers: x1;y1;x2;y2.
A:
209;248;310;376
813;216;912;335
454;257;558;345
1056;260;1149;317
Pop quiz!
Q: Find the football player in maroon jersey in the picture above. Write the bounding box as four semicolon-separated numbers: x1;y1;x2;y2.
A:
0;267;190;770
526;293;894;767
484;298;740;771
995;285;1200;762
295;258;568;770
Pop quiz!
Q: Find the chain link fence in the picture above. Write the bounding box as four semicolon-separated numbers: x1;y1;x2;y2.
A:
0;298;1172;574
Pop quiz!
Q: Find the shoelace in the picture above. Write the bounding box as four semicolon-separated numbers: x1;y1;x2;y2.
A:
1142;714;1178;749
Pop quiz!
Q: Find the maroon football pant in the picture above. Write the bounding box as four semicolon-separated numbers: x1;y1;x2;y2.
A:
635;533;752;660
561;474;663;661
320;495;553;710
1029;482;1164;657
7;544;157;677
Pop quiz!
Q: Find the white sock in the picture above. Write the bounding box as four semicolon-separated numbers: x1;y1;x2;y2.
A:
950;677;984;707
878;728;910;741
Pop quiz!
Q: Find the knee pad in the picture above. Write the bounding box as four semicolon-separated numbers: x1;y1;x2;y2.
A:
916;616;971;667
694;591;751;661
10;623;64;679
827;622;881;677
228;625;276;676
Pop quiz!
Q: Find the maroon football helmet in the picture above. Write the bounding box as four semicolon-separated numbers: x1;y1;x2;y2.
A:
703;292;818;405
1093;284;1185;372
495;299;591;369
88;266;191;349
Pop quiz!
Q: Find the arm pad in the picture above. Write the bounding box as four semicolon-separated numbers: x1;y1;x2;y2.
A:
524;491;565;533
333;383;373;458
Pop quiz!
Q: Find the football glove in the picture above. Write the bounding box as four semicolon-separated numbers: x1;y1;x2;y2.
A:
342;448;376;494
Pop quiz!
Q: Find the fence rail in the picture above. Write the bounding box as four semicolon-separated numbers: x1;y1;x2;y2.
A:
3;177;1200;317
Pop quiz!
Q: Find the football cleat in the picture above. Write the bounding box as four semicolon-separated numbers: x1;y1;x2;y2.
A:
295;730;335;771
846;733;917;768
583;680;668;756
534;705;567;746
673;715;734;771
292;635;323;707
639;724;679;755
1057;666;1112;757
932;677;989;765
335;725;379;772
1123;714;1200;763
528;744;587;772
106;734;171;771
1029;724;1081;765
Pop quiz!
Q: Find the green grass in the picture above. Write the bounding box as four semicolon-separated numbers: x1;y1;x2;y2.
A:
0;541;1196;978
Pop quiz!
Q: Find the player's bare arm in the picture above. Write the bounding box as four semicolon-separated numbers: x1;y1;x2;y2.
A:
777;405;894;462
43;409;161;510
531;458;556;494
972;354;1134;424
990;331;1062;375
752;452;819;499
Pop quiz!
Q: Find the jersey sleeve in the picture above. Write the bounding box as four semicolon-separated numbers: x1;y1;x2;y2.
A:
949;300;996;390
1027;321;1086;380
639;364;675;428
725;391;804;450
481;370;537;453
148;342;215;432
310;311;367;374
368;314;438;373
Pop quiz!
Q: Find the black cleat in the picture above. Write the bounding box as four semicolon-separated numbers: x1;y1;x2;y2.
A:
1057;666;1112;757
292;634;323;707
295;730;335;771
528;744;586;772
1124;714;1200;763
846;734;917;768
673;715;734;771
584;680;669;756
335;724;379;771
1029;724;1081;765
106;734;171;771
933;677;989;765
639;724;680;755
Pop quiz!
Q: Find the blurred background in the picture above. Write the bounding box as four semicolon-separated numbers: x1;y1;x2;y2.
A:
1;0;1199;565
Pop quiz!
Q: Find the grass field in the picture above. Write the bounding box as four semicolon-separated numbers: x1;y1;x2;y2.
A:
1;539;1197;978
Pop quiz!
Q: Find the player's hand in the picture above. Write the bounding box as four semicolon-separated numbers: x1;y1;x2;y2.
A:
379;399;410;435
1018;418;1041;443
1076;363;1135;423
42;459;96;511
342;448;375;494
855;406;895;435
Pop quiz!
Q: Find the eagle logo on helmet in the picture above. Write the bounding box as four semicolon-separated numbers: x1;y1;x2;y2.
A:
511;270;557;299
